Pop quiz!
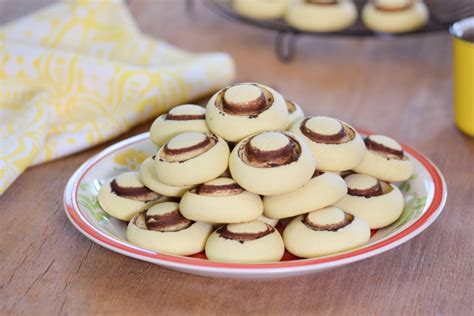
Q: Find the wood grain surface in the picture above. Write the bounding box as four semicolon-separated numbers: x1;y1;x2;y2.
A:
1;1;473;315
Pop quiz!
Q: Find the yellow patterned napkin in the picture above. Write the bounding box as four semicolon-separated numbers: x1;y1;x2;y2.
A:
0;0;235;194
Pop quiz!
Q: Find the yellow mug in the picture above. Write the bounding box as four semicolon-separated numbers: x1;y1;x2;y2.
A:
451;17;474;137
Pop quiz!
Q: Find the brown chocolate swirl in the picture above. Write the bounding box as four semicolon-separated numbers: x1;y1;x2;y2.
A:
160;133;217;163
215;84;274;117
217;224;275;244
303;212;354;231
286;100;297;114
110;179;160;202
372;0;414;11
347;180;392;198
191;182;244;196
143;209;193;232
300;118;354;144
365;137;404;160
166;113;205;121
238;132;302;168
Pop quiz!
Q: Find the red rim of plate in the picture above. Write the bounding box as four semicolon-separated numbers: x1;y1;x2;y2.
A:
64;130;446;270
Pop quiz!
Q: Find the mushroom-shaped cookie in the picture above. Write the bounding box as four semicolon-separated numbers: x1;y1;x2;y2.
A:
150;104;209;146
289;116;366;172
127;202;213;256
155;132;230;186
206;83;288;142
233;0;288;19
286;100;305;129
263;170;347;219
139;155;195;197
229;131;316;195
283;206;370;258
362;0;428;33
205;220;285;263
98;172;166;221
353;135;413;182
285;0;357;32
334;174;404;229
180;177;263;223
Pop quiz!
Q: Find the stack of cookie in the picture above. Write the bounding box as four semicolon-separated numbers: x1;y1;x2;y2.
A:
98;82;413;263
233;0;429;34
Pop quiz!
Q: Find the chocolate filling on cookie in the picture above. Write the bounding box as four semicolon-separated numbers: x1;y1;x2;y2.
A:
303;212;354;231
160;134;217;163
215;84;274;117
347;180;392;198
110;179;160;202
133;209;193;232
300;118;354;144
372;0;414;12
217;224;275;244
364;137;404;160
192;182;244;196
239;132;302;168
165;113;205;121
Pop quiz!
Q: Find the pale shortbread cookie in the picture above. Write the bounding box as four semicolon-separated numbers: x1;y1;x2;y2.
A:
353;134;414;182
283;206;370;258
362;0;428;33
285;0;357;32
127;202;213;256
233;0;288;19
206;83;289;142
150;104;209;146
229;131;316;195
285;100;305;129
263;171;347;219
289;116;366;171
139;156;195;197
98;172;166;221
155;132;230;186
180;177;263;223
334;174;404;229
205;220;284;263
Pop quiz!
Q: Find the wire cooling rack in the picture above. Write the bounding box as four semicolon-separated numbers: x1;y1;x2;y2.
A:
204;0;474;61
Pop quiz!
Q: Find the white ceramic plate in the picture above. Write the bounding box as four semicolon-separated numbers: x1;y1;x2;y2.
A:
64;131;447;279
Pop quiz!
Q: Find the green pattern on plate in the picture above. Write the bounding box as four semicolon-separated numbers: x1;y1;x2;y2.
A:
393;175;427;228
78;181;110;226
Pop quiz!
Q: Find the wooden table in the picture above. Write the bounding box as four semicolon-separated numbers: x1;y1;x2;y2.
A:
1;1;473;314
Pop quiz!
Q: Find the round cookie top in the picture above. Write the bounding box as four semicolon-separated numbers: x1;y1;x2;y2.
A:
303;206;354;231
115;172;144;187
367;135;402;151
250;131;289;151
160;132;218;162
166;132;207;150
306;206;346;225
216;83;274;116
299;116;354;144
345;174;379;190
364;134;405;160
306;116;342;136
166;104;205;120
217;220;275;242
224;84;262;105
143;202;193;232
111;172;160;202
192;177;244;196
239;131;302;168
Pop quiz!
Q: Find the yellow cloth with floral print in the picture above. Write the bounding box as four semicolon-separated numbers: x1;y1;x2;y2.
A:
0;0;235;194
